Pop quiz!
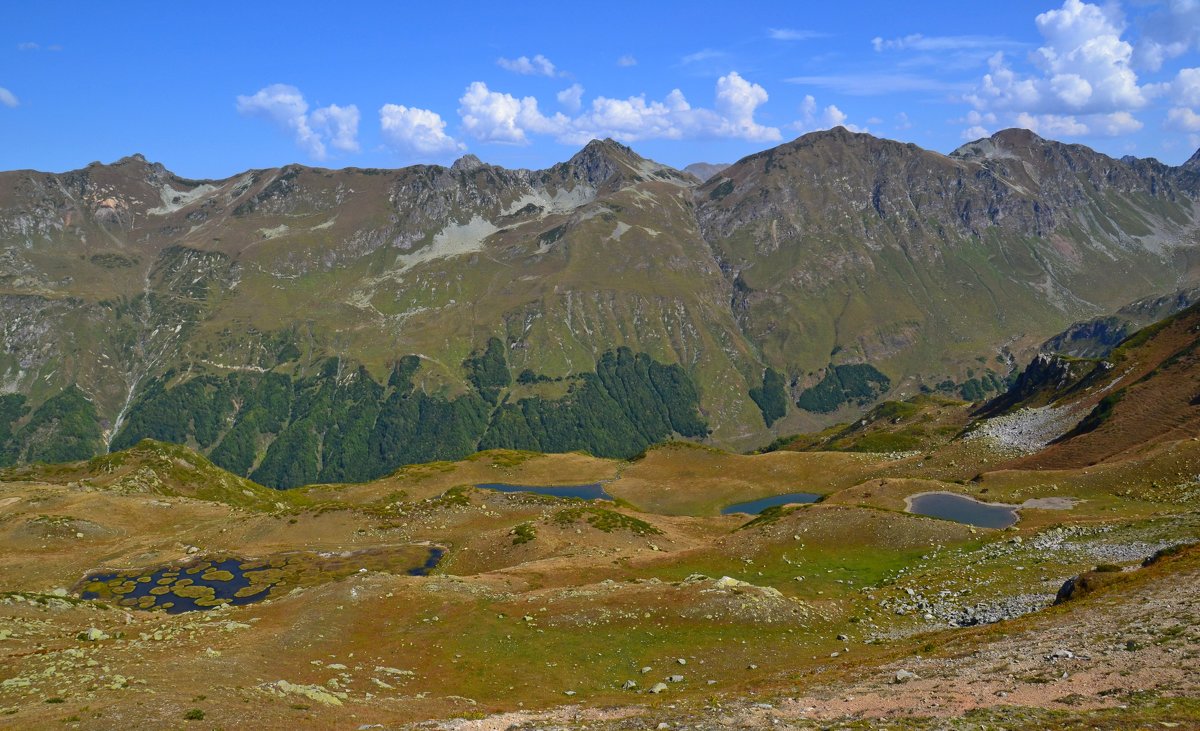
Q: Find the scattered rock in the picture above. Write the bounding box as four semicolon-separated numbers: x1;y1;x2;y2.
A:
648;682;668;694
268;680;344;706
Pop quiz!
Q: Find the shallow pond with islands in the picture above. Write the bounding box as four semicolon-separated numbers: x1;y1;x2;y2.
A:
77;546;444;614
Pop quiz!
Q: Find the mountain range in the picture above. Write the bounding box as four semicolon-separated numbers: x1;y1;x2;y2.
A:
1;127;1198;486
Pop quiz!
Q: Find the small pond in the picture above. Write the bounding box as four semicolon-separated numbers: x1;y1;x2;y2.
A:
78;546;444;614
476;483;613;501
721;492;822;515
907;492;1018;529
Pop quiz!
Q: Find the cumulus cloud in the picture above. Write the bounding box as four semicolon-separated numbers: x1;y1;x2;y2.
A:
616;55;638;67
458;82;570;144
1167;106;1200;132
457;72;781;146
0;87;18;108
956;110;997;138
961;0;1158;138
788;94;869;134
236;84;359;160
1172;67;1200;107
712;72;781;141
557;83;584;112
379;104;464;156
311;103;361;153
496;54;559;77
1133;0;1200;71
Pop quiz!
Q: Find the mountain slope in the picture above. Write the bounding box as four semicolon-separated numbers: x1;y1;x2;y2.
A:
1;129;1199;478
695;127;1199;415
970;301;1200;470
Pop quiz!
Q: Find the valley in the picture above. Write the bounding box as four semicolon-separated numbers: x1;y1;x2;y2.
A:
0;311;1198;727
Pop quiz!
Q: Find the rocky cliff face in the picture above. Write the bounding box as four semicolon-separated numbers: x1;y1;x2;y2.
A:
0;129;1198;472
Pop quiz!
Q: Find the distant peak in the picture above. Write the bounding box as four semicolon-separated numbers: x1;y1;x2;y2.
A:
115;153;149;165
451;153;485;172
570;137;642;163
683;162;730;182
951;128;1046;161
990;127;1045;147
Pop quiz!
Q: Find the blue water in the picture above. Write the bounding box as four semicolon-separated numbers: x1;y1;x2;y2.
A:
80;558;271;614
476;483;613;500
410;547;444;576
79;547;446;614
721;492;821;515
908;492;1018;529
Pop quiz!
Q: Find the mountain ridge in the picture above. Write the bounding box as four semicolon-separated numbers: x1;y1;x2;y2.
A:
1;127;1198;480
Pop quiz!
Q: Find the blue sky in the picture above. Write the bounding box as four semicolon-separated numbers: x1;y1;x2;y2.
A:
2;0;1198;178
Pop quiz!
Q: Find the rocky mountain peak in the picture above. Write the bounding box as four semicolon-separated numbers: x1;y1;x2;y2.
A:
950;128;1047;162
553;137;647;190
451;154;486;173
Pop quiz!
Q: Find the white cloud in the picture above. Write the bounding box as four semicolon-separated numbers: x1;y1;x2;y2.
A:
961;0;1158;139
894;111;913;130
617;55;638;67
1172;67;1200;107
557;83;584;112
458;82;569;144
0;87;18;108
236;84;359;160
1095;110;1143;135
496;54;559;77
457;72;781;145
17;42;38;51
768;28;824;41
712;71;780;141
788;94;869;134
966;2;1147;115
1133;0;1200;71
871;34;1020;52
953;110;996;137
1015;112;1089;136
1167;106;1200;132
310;103;361;153
379;104;464;156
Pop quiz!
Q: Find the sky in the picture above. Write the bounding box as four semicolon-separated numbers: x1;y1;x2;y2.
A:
2;0;1199;178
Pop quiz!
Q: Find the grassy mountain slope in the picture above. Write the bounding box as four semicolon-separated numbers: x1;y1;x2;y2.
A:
1;129;1198;472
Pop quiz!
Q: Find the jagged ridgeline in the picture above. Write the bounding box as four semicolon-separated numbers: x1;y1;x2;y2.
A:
83;340;707;488
2;128;1200;470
